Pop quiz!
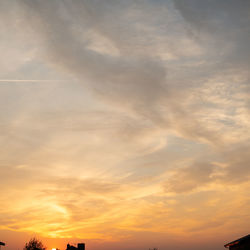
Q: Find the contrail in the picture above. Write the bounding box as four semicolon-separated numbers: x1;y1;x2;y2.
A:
0;79;65;82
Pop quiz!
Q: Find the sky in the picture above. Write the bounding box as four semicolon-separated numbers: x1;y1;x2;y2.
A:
0;0;249;249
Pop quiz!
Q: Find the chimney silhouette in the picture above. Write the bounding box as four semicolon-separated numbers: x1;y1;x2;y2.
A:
78;243;85;250
66;243;85;250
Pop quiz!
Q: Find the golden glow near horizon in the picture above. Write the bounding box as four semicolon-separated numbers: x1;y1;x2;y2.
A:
0;1;249;250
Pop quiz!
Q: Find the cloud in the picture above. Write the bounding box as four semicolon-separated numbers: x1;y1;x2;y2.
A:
0;0;249;247
220;144;250;183
20;0;167;115
16;0;239;147
163;142;250;194
1;0;245;148
163;162;216;193
173;0;250;70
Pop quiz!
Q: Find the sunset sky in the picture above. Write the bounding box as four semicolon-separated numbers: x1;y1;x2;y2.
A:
0;1;250;250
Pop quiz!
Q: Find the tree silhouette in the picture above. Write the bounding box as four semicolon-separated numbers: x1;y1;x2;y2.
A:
23;238;46;250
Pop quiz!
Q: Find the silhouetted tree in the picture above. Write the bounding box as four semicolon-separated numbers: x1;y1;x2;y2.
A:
23;238;46;250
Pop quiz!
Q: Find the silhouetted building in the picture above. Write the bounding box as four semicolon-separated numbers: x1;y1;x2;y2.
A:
77;244;85;250
0;242;5;250
224;234;250;249
66;243;85;250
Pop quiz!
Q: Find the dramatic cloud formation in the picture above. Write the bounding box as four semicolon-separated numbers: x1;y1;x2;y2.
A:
0;1;249;249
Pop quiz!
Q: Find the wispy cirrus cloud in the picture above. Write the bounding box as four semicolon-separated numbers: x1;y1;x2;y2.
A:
0;1;249;249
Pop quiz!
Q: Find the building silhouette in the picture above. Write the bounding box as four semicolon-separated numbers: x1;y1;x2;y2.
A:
224;234;250;249
66;243;85;250
0;242;5;250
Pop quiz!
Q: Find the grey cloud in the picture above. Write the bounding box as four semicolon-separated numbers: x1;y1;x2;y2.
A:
163;143;250;194
0;0;238;148
20;0;167;113
0;0;249;183
173;0;250;70
18;0;232;146
220;144;250;183
164;162;216;193
173;0;250;32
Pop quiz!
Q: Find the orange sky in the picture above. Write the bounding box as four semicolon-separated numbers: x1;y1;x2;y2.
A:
0;0;249;249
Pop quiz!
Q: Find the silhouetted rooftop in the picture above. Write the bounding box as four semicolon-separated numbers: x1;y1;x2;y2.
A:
224;234;250;248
